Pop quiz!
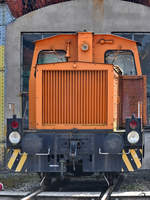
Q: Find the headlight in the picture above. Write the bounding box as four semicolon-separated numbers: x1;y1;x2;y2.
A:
127;131;139;144
9;131;21;145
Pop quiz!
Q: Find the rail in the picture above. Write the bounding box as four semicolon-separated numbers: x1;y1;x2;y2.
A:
0;191;150;199
99;174;122;200
21;188;42;200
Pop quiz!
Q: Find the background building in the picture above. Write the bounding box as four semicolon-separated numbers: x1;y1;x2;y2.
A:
0;3;13;167
1;0;150;167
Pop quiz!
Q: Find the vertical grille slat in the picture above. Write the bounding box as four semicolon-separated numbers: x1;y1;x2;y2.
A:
89;72;92;124
100;71;103;124
42;70;108;125
70;71;72;123
53;71;55;123
50;71;53;124
75;71;78;124
78;71;81;124
56;71;58;123
48;71;50;123
83;72;86;124
91;71;93;124
94;71;97;123
97;73;100;122
86;71;89;124
64;71;66;123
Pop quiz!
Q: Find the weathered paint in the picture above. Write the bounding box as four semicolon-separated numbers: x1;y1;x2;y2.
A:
92;0;104;25
0;26;5;45
7;149;27;172
122;149;142;171
0;45;5;167
0;4;14;25
121;76;147;126
0;3;13;168
7;148;142;172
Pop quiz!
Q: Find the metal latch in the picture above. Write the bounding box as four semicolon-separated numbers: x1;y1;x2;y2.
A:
70;141;78;157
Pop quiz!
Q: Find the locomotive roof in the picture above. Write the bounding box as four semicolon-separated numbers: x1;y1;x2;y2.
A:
33;33;141;46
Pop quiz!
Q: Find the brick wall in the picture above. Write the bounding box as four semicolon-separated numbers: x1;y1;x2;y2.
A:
3;0;71;18
122;0;150;7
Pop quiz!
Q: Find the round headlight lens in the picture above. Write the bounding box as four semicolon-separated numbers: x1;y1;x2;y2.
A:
9;131;21;145
127;131;139;144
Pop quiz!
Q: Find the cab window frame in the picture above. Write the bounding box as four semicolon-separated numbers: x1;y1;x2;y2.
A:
104;49;137;76
37;49;67;65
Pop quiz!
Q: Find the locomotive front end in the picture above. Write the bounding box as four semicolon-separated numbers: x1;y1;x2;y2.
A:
6;32;146;176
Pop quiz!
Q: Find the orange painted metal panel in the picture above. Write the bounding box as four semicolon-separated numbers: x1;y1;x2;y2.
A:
78;32;93;62
113;70;120;130
42;70;107;124
120;75;147;127
33;34;142;75
93;35;142;75
29;33;144;130
35;62;114;130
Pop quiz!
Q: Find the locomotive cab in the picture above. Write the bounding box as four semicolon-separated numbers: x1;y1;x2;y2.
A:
7;33;146;177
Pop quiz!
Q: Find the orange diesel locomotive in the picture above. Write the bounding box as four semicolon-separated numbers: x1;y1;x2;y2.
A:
7;32;146;183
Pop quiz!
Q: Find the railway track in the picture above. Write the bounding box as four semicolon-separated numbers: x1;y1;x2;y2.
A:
0;173;149;200
0;191;150;200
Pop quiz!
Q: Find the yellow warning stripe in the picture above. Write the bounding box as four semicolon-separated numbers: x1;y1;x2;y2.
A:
0;46;5;164
7;149;20;169
16;153;27;172
130;149;141;168
122;150;134;171
140;149;143;154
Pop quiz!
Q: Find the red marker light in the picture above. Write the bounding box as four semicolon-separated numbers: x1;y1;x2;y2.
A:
0;183;4;191
129;120;137;129
11;121;19;129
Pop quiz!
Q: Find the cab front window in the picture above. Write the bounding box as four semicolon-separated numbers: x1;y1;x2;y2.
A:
37;50;66;64
105;50;137;75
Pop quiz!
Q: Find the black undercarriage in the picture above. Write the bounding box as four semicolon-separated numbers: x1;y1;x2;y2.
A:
21;129;125;173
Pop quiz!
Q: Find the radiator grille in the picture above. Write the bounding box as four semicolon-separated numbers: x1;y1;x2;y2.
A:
42;70;108;125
